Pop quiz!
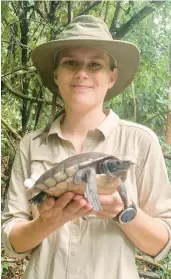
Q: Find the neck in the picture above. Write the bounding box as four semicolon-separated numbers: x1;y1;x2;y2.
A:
61;105;106;137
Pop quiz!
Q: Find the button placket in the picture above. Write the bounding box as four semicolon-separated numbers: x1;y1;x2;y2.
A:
67;219;81;275
82;131;100;153
71;250;75;256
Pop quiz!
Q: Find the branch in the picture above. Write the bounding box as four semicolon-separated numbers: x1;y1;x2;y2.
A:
113;1;165;39
135;255;163;269
1;259;16;263
138;271;160;279
2;79;52;105
68;1;72;24
5;130;17;151
136;254;171;273
109;1;121;32
2;118;22;140
48;1;61;24
104;1;109;22
34;6;47;23
164;154;171;160
43;1;49;17
144;110;171;124
75;1;102;17
2;66;36;78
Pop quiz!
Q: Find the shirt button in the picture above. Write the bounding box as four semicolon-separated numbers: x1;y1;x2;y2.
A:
71;251;75;256
73;218;78;223
68;150;75;156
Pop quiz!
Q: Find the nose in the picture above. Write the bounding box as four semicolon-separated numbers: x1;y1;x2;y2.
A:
75;65;88;80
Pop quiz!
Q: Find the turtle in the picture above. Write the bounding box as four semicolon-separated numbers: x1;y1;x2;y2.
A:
25;152;133;211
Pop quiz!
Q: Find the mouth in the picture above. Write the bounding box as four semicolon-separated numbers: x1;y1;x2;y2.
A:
71;85;92;88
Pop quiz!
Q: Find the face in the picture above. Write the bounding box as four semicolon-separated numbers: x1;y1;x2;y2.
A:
54;46;117;111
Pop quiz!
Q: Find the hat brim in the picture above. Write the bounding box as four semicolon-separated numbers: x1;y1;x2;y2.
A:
31;39;140;100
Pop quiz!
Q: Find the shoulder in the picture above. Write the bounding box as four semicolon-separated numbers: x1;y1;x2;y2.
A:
20;129;44;148
116;119;163;161
118;119;159;143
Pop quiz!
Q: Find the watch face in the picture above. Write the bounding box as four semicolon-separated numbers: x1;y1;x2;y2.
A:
119;208;137;224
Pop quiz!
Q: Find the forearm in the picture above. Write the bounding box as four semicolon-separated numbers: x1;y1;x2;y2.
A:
9;217;59;253
119;208;169;257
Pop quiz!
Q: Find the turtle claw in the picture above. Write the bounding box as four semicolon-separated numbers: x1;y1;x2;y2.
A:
29;192;48;204
85;186;102;211
74;167;102;211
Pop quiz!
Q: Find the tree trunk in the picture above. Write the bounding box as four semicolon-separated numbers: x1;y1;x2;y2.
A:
165;44;171;144
19;0;29;134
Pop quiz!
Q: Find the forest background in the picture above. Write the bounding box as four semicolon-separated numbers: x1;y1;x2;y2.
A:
1;1;171;279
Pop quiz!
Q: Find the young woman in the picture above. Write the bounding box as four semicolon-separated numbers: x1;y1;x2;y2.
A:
2;15;171;279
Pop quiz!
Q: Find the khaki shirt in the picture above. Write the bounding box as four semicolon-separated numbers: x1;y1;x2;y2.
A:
2;110;171;279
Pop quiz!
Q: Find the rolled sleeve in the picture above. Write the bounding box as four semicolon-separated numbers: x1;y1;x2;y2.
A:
136;130;171;260
1;135;32;258
2;219;31;258
153;219;171;261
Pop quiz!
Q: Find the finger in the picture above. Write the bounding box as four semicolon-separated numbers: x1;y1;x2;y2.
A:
97;208;120;218
104;178;121;189
63;199;87;215
75;203;94;216
100;203;124;214
38;198;56;214
98;191;122;205
72;194;86;201
54;192;75;210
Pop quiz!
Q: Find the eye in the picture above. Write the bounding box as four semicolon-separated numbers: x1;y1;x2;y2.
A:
89;62;101;68
63;60;77;67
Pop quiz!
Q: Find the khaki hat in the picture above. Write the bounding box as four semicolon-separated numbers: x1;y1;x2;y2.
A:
31;15;140;100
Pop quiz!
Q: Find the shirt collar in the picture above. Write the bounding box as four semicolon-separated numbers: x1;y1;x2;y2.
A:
47;109;120;140
97;109;120;138
47;113;65;140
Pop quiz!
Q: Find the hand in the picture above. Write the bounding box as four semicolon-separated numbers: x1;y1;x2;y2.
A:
95;191;131;220
38;192;93;228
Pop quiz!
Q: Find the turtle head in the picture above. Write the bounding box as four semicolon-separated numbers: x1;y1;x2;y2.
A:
100;159;133;177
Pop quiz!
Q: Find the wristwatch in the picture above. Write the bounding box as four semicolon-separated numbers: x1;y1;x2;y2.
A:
113;200;137;224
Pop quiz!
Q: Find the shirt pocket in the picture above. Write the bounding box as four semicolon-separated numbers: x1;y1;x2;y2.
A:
30;156;61;219
30;156;61;177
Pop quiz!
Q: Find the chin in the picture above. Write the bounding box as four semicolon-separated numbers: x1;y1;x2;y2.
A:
68;99;98;111
72;95;96;105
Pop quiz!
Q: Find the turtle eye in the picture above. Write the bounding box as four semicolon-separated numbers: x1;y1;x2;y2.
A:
106;161;117;172
100;159;121;174
106;160;123;172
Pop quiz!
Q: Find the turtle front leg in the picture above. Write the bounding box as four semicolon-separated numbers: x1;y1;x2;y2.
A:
117;182;128;209
100;159;130;209
74;167;102;211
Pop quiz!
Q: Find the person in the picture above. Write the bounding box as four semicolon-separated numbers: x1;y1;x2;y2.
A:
2;15;171;279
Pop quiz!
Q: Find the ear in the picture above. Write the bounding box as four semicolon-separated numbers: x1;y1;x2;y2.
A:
54;70;58;85
108;68;117;89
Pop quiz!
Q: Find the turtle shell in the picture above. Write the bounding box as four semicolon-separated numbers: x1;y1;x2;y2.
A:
26;152;131;203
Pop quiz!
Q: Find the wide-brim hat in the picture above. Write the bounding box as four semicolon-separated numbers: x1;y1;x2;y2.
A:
31;15;140;100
